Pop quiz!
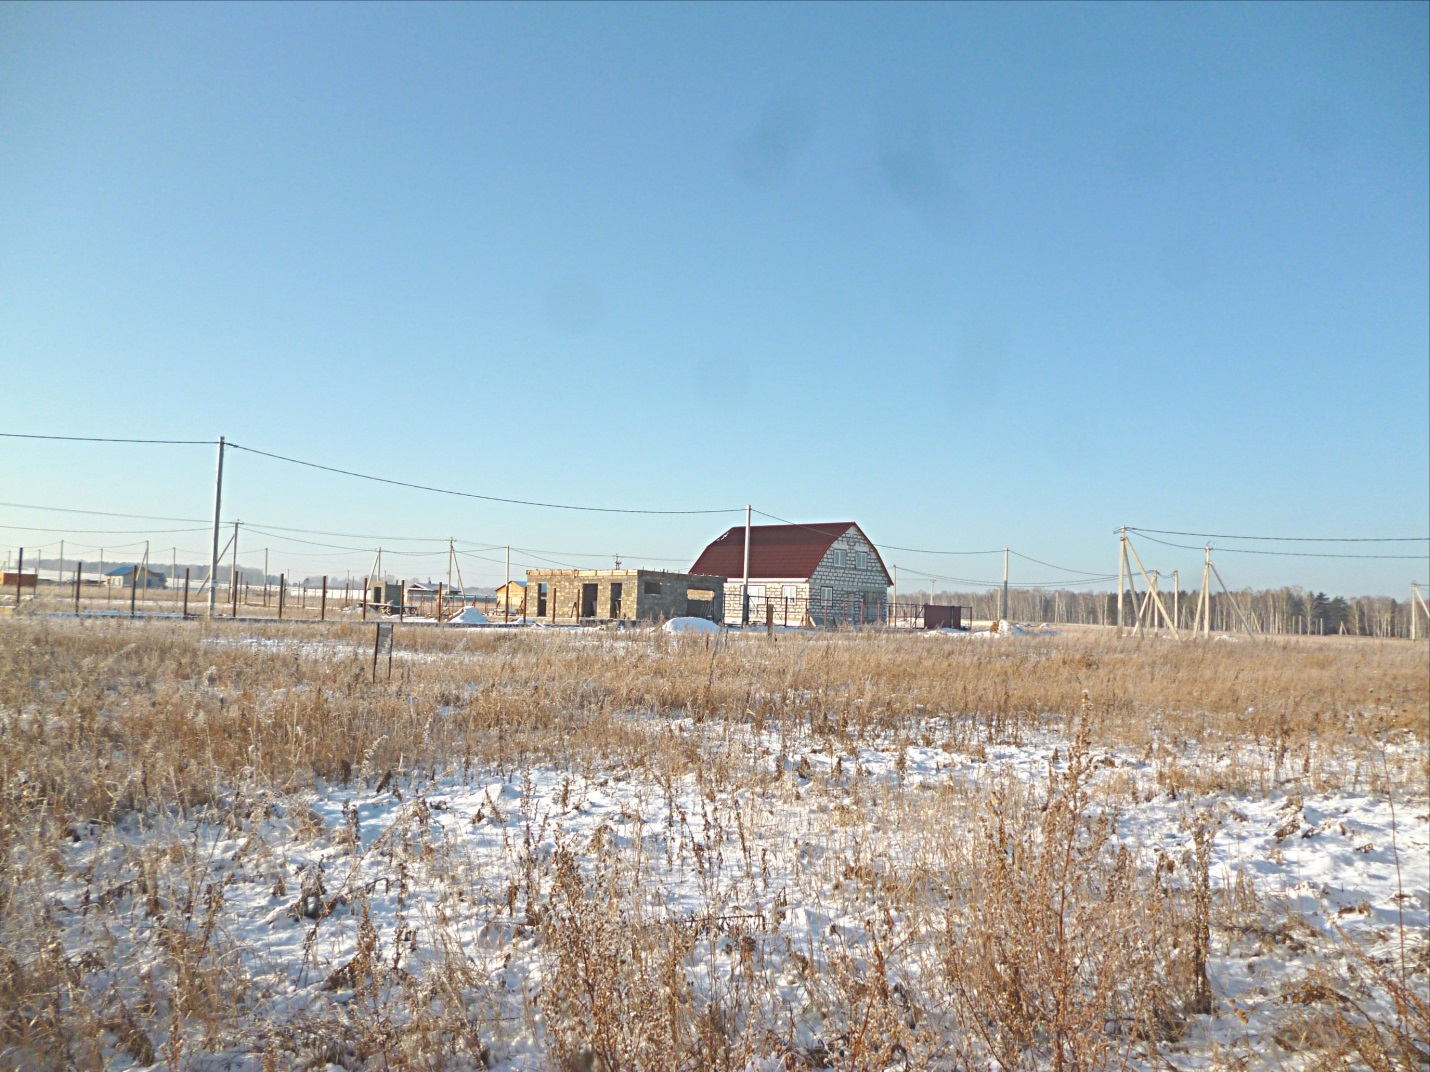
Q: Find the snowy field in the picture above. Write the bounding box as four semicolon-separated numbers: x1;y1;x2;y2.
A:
1;617;1425;1071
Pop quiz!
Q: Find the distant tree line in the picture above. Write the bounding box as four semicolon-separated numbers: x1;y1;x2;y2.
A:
928;585;1421;638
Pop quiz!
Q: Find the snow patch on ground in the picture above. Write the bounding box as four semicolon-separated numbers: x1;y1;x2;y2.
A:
47;720;1428;1070
447;607;491;625
662;616;721;635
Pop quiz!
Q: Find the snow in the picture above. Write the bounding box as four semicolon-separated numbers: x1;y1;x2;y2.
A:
662;615;721;634
44;719;1427;1070
24;624;1427;1069
447;607;491;625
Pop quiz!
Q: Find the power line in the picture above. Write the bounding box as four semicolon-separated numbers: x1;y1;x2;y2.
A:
891;562;1118;589
751;509;1113;578
751;510;974;563
1130;531;1430;561
506;548;586;570
227;442;741;515
513;545;690;563
0;501;209;524
876;543;1003;556
1128;526;1429;544
0;432;213;445
0;523;210;536
1007;549;1113;577
0;499;694;563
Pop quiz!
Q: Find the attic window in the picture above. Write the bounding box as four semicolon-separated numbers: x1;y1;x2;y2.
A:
833;549;847;567
857;551;868;570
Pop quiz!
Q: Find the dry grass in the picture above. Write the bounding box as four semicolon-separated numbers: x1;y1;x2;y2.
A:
0;616;1425;1070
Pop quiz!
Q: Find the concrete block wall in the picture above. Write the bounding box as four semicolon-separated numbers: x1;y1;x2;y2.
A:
525;569;726;623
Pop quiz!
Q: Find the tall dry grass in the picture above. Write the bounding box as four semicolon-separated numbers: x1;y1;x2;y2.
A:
0;617;1424;1070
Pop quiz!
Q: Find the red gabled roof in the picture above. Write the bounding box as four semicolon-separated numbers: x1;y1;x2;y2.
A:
689;522;891;585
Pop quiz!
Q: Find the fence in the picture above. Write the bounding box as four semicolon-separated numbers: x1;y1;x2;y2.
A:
5;551;1426;638
0;563;504;623
728;595;973;631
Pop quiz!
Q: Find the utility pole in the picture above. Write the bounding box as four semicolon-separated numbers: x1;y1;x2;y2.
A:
891;564;897;629
1117;527;1126;635
1173;569;1180;632
230;521;240;617
742;505;752;627
207;436;225;618
1001;547;1009;623
1195;546;1212;637
59;540;64;585
505;544;511;623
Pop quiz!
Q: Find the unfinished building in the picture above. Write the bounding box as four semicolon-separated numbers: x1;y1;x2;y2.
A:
524;569;726;624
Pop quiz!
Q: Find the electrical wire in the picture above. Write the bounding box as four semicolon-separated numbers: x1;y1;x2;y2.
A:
889;562;1118;589
241;526;441;555
877;543;1002;555
0;499;691;562
227;442;742;515
1127;526;1429;544
750;509;1116;580
1007;550;1113;577
0;501;209;524
0;523;211;536
0;432;213;445
1129;531;1430;561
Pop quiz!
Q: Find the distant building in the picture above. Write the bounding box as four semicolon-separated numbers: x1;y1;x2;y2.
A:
690;522;891;627
406;582;441;612
104;565;168;589
369;581;403;611
524;569;726;624
495;581;526;616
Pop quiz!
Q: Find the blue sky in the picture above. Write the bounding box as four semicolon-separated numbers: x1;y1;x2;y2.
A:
2;2;1426;594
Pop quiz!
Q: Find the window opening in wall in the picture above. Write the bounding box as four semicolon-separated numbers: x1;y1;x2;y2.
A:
536;582;548;617
857;551;868;570
610;582;623;618
581;583;598;619
643;580;661;595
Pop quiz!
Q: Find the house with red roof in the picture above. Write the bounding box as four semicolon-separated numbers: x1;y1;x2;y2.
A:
690;522;891;627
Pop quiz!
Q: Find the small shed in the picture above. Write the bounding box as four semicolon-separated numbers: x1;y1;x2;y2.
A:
369;581;403;612
923;605;968;631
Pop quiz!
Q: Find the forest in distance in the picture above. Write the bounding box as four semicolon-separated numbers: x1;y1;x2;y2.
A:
931;585;1421;638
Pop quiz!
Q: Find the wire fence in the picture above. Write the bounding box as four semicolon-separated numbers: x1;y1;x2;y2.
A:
3;548;1426;638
